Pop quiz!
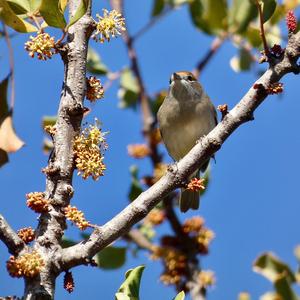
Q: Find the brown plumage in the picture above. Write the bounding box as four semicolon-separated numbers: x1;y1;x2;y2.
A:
157;71;217;212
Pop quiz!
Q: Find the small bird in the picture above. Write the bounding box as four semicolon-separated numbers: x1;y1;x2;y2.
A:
157;71;217;212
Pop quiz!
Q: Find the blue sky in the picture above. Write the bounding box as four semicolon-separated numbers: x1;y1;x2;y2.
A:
1;1;300;299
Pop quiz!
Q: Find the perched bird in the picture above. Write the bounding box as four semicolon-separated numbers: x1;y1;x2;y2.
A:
157;71;217;212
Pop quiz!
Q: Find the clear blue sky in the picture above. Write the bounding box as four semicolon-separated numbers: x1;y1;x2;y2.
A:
1;1;300;299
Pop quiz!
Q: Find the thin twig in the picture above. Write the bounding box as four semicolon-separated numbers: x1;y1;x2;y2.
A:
193;36;226;78
255;0;270;56
110;0;155;134
132;8;172;42
3;24;15;109
0;214;25;255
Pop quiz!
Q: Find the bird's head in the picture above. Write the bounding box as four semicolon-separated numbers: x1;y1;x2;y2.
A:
169;71;203;100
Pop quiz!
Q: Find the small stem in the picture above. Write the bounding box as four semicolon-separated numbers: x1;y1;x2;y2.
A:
3;24;15;109
132;8;172;42
255;0;270;56
193;35;226;78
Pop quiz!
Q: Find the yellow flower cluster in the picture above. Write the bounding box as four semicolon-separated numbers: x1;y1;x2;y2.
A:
182;216;205;234
127;144;151;159
151;246;187;286
44;125;56;136
64;205;90;230
198;270;216;288
24;32;57;60
26;192;49;213
94;9;126;43
74;122;107;180
86;76;104;102
7;251;44;278
145;208;165;226
17;227;35;244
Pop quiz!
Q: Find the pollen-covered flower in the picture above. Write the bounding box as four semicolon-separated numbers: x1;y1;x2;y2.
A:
26;192;49;213
182;216;205;234
198;270;216;287
145;208;165;226
93;9;126;43
74;120;107;180
86;76;104;102
267;82;283;95
64;205;91;230
127;144;151;159
24;32;57;60
286;10;297;33
187;178;206;192
196;228;215;248
44;125;56;136
64;271;75;293
17;227;35;244
7;251;44;278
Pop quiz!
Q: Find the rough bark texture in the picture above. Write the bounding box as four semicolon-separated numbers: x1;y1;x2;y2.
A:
22;1;94;299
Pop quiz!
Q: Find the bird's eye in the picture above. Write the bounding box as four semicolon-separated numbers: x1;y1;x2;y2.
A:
187;75;194;81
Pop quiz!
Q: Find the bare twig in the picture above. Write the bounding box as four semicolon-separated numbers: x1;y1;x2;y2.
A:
3;24;15;109
255;0;270;56
110;0;155;133
60;30;300;270
132;8;172;42
0;214;24;255
193;36;226;78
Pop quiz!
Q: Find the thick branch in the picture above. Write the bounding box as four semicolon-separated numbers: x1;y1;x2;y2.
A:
60;30;300;269
23;1;93;299
0;214;24;255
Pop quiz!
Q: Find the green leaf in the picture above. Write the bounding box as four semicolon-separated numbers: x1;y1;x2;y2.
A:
245;26;262;47
173;291;185;300
150;90;167;115
86;47;108;75
253;252;296;283
61;236;77;248
67;0;89;28
229;0;258;33
39;0;66;28
261;0;277;23
6;0;30;14
274;275;298;300
96;246;126;270
128;165;143;202
115;265;145;300
59;0;68;11
0;0;38;32
42;115;57;128
265;24;281;46
189;0;227;35
118;69;140;109
28;0;41;11
152;0;165;16
230;48;253;72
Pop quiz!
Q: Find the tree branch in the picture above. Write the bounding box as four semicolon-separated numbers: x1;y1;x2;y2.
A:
193;36;226;78
110;0;155;133
60;31;300;270
23;1;94;299
0;214;24;255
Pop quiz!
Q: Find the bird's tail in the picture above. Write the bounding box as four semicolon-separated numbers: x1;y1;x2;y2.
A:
179;170;200;213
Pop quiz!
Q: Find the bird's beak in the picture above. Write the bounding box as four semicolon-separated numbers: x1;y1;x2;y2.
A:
172;72;181;81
